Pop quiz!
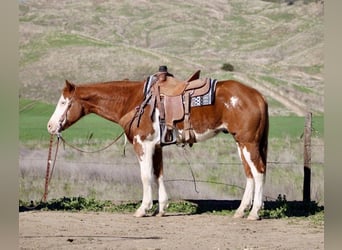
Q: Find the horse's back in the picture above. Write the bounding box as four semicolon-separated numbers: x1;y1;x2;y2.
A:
217;80;266;103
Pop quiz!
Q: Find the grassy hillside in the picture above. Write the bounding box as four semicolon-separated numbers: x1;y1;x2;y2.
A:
18;0;323;116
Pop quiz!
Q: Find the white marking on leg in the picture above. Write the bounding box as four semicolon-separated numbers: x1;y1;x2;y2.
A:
134;109;167;217
234;178;254;218
236;143;242;160
234;144;253;218
242;146;264;220
157;175;168;216
152;109;169;215
134;135;154;217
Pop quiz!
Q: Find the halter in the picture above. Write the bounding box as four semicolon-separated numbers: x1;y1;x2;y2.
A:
56;99;72;136
56;88;76;135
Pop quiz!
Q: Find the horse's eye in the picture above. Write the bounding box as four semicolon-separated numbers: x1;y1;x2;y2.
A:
60;101;66;105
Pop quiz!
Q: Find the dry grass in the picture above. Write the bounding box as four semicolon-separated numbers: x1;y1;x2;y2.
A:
19;136;324;205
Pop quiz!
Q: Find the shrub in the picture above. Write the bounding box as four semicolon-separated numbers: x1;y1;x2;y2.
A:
221;63;234;72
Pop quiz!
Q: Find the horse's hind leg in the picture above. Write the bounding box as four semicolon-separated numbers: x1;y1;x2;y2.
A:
234;142;265;220
233;142;254;219
243;143;265;220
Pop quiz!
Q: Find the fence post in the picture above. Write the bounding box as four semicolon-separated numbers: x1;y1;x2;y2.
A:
303;112;312;202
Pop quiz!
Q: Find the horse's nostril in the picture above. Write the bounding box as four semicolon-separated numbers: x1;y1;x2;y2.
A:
47;123;53;131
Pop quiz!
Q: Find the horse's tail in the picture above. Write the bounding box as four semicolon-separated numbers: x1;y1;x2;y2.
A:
260;96;269;172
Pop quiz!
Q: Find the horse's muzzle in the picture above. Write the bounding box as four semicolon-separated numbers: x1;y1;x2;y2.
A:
47;119;64;135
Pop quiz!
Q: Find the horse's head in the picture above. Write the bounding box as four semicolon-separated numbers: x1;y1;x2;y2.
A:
47;80;84;135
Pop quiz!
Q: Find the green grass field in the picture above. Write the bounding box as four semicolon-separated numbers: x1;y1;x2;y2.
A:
20;99;123;143
19;99;324;143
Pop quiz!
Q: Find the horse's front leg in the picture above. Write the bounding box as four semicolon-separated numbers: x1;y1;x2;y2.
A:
133;138;155;217
132;109;166;217
153;145;168;216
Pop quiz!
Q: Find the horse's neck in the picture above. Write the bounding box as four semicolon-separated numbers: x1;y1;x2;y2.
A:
78;82;144;123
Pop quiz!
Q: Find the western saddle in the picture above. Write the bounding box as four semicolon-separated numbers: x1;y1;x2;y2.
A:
140;66;211;146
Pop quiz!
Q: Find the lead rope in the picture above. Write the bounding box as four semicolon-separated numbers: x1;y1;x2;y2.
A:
42;132;124;202
58;131;124;153
42;134;59;202
49;134;61;183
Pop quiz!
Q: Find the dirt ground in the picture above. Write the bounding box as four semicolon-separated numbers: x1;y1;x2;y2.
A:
19;211;324;250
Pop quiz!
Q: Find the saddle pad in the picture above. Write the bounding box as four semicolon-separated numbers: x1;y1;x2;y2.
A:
143;75;157;96
191;78;217;107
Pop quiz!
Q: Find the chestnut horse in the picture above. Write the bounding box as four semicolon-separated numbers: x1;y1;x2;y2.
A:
47;77;268;220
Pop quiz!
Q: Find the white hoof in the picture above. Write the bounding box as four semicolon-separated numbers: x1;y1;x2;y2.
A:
233;210;245;219
133;209;146;218
156;211;166;217
247;214;260;221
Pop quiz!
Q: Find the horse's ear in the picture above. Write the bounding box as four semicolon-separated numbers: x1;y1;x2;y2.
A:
65;80;75;92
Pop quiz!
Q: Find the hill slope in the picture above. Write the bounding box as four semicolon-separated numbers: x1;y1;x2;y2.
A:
18;0;324;116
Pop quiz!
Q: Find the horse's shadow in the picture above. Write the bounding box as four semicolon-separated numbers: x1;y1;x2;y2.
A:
183;199;324;218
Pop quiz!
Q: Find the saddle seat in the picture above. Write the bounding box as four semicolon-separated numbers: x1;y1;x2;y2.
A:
158;70;206;96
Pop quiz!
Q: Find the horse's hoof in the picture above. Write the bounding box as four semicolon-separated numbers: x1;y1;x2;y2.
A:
233;211;245;219
133;210;146;218
156;211;165;217
247;214;260;221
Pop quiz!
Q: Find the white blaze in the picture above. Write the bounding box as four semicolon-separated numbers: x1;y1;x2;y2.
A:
47;95;70;134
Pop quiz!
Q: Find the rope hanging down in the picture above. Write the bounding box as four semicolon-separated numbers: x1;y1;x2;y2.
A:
58;131;125;153
42;132;125;202
42;134;59;202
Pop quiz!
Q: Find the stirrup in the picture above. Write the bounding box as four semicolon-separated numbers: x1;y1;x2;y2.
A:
161;128;177;145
